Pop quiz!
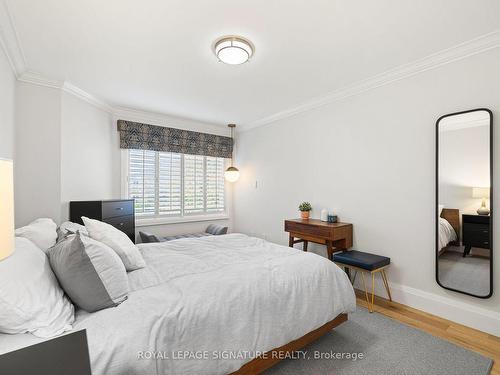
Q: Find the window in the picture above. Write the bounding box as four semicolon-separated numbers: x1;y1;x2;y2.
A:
126;149;226;218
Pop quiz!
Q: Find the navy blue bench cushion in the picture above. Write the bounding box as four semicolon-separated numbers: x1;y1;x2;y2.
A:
333;250;390;271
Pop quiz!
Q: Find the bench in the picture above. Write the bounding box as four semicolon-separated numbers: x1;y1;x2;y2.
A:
139;224;228;243
333;250;391;313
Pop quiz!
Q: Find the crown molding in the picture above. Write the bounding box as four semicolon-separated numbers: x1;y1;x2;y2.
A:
62;82;114;113
17;71;225;127
17;70;63;89
0;0;26;77
245;30;500;131
3;0;499;133
439;115;489;132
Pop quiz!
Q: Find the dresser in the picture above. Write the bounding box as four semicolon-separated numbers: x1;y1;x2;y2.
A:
70;199;136;243
462;214;490;257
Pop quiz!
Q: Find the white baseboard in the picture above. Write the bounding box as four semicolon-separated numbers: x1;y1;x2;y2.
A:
354;278;500;337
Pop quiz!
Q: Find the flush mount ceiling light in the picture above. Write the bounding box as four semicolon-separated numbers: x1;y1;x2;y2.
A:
214;36;254;65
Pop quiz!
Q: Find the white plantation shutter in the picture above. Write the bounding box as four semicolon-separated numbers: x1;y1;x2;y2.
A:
183;155;205;214
128;149;156;215
127;150;225;217
158;152;182;215
206;157;225;212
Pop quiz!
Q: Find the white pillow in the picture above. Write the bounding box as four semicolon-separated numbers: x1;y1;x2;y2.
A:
49;232;129;312
15;218;58;252
82;216;145;271
438;204;444;217
0;237;75;338
57;221;89;242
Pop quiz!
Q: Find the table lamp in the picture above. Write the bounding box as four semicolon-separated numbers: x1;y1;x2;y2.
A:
0;159;14;260
472;187;490;215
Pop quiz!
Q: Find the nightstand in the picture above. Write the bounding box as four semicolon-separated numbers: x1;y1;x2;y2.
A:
462;214;490;257
0;330;91;375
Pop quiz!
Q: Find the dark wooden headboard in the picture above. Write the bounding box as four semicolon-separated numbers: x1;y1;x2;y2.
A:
440;208;460;244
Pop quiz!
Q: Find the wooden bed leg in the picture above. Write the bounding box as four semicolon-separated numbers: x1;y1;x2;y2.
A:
231;314;348;375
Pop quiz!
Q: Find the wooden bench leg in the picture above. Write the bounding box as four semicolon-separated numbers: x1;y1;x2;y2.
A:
303;240;308;252
288;234;294;248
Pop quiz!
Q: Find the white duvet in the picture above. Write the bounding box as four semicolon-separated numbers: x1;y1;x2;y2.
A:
0;234;355;375
438;217;457;250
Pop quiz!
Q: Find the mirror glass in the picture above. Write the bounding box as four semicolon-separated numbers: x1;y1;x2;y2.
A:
437;109;492;298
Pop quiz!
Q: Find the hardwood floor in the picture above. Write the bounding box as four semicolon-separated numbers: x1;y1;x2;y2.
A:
355;289;500;374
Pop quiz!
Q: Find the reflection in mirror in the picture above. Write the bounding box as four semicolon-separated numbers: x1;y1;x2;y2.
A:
437;109;492;298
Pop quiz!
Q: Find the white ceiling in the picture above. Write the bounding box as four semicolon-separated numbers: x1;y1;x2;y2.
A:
5;0;500;127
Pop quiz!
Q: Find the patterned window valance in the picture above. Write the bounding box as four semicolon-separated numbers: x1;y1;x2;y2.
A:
117;120;233;158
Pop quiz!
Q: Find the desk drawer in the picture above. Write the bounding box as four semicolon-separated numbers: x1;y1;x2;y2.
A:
102;200;134;219
285;221;331;238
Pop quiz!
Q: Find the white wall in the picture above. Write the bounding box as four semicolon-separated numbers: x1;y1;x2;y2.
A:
13;87;232;237
14;85;117;226
0;46;15;159
60;92;118;221
233;47;500;335
439;125;490;215
15;82;62;226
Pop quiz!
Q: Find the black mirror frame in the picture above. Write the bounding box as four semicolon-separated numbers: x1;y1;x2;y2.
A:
435;108;493;299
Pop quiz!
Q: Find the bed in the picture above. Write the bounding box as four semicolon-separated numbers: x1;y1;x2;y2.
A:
0;233;356;375
438;208;459;251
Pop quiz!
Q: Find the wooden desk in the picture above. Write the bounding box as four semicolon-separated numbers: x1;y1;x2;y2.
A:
284;219;353;259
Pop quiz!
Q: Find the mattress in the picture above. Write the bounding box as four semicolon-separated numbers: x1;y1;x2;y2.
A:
438;217;457;250
0;234;356;375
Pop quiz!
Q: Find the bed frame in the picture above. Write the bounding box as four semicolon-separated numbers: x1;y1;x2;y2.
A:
232;313;348;374
440;208;460;245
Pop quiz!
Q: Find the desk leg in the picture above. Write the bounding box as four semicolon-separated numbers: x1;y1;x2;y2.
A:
303;240;308;252
288;234;294;248
326;240;333;260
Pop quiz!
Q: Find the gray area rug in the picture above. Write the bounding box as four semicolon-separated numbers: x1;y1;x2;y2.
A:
266;307;492;375
438;250;490;296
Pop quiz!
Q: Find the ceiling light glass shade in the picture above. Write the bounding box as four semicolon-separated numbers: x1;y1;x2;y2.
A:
214;36;254;65
224;166;240;182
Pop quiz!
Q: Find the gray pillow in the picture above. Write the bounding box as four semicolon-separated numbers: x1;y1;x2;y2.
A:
48;232;129;312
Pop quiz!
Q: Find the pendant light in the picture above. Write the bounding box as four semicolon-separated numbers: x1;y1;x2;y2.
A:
225;124;240;182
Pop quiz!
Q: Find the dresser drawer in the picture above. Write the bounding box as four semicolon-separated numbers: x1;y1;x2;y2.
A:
104;215;134;232
463;223;490;248
102;200;134;219
464;223;489;234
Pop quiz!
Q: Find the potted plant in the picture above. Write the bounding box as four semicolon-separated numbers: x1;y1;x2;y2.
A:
298;202;312;219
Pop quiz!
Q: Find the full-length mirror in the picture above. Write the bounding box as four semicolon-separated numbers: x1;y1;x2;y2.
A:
436;108;493;298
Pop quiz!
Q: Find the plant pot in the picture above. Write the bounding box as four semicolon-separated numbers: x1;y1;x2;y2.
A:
300;211;310;219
